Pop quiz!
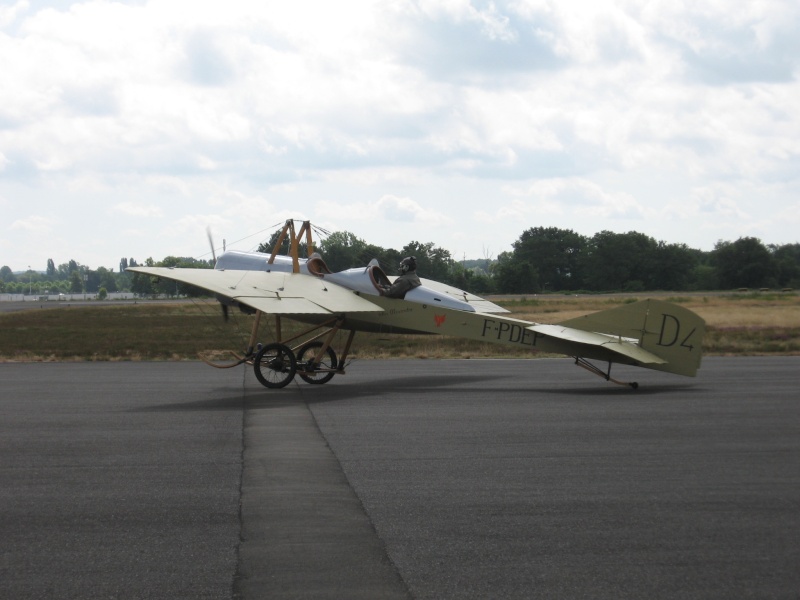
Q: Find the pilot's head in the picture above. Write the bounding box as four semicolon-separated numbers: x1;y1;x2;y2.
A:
399;256;417;274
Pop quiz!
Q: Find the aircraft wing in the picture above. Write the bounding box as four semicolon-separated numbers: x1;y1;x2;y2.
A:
527;324;667;365
127;267;383;315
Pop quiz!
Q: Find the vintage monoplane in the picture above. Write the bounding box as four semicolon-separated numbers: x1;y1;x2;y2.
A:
128;220;705;389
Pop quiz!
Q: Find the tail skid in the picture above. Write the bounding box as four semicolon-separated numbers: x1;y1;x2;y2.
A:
574;357;640;389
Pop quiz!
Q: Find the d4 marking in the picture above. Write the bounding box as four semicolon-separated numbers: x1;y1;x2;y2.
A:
657;313;697;351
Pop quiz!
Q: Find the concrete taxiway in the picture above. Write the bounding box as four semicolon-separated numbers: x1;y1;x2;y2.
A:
1;357;798;599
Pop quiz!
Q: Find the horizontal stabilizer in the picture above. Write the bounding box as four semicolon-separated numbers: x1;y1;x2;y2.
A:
528;324;667;365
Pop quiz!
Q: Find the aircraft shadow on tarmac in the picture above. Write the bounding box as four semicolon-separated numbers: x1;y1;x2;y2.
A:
256;375;704;406
131;373;510;412
129;374;704;412
529;383;705;397
129;389;249;413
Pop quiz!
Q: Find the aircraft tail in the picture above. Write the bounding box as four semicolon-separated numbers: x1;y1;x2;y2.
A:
557;299;705;377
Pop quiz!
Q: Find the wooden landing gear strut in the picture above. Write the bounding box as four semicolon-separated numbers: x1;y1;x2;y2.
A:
574;357;639;389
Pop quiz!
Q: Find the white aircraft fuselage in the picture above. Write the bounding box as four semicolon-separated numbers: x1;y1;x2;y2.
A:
214;249;507;314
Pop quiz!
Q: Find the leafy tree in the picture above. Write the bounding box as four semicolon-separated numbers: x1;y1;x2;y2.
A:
158;256;208;268
46;259;56;278
130;270;154;296
650;242;697;291
448;263;495;294
464;258;494;274
313;231;409;275
468;270;494;294
493;251;539;293
85;269;101;293
0;265;15;283
401;241;454;284
688;264;718;291
512;227;587;291
771;243;800;288
316;231;368;271
96;267;118;293
364;244;402;274
713;237;774;289
116;271;132;292
69;271;83;293
584;231;659;291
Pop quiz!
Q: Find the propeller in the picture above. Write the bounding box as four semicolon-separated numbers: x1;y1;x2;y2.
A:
206;226;217;265
207;227;229;321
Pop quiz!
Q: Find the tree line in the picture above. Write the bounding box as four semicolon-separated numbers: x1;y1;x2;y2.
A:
1;259;126;297
257;227;799;294
0;257;212;297
2;228;798;297
488;229;799;294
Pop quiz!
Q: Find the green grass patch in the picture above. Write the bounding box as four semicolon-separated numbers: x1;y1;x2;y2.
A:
0;303;245;361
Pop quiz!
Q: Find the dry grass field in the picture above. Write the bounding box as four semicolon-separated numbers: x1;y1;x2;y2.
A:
499;293;800;357
0;292;797;362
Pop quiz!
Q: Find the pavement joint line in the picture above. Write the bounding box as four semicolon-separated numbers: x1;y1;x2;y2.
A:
235;385;411;599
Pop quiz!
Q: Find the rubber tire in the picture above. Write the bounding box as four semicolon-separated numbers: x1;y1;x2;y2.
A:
296;341;338;385
253;343;297;389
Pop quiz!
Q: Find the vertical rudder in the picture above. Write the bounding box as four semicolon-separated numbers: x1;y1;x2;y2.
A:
637;299;705;376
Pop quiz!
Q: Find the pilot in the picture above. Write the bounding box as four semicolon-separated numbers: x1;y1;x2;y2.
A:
382;256;421;299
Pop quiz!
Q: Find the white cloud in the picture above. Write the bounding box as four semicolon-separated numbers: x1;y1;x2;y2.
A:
0;0;28;28
376;194;451;224
113;203;164;218
494;178;643;219
1;0;799;270
316;193;450;226
10;215;55;233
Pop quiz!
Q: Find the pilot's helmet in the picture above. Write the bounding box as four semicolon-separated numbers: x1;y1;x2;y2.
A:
399;256;417;273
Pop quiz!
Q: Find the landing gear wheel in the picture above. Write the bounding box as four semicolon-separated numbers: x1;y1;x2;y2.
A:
296;341;338;385
253;343;297;388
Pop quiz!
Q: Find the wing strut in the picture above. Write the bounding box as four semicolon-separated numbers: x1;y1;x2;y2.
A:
574;357;639;389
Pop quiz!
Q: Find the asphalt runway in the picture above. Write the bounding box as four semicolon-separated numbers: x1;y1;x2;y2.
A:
1;357;798;599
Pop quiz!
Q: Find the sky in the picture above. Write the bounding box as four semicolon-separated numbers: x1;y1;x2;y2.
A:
2;0;799;273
